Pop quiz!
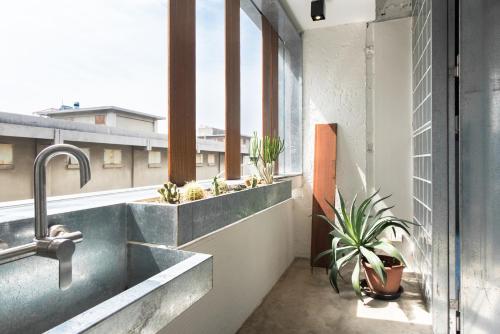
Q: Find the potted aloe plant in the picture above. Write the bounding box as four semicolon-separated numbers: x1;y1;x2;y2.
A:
249;132;285;184
314;189;415;301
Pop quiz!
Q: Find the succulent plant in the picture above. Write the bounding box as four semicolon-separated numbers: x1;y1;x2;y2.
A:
244;175;259;188
157;182;181;204
314;189;417;302
211;177;228;196
183;181;206;201
250;132;285;184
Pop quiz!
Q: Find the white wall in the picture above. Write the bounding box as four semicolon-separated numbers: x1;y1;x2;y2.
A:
160;200;294;334
294;19;412;259
294;23;368;258
366;18;412;221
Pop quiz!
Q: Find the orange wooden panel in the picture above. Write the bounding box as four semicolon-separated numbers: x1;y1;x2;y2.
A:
311;124;337;268
225;0;241;180
262;18;280;173
262;17;279;139
168;0;196;185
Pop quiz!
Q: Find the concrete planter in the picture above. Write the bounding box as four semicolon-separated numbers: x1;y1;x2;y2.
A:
127;180;292;246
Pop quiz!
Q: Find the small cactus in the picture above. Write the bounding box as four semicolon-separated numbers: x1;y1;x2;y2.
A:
244;175;259;189
158;182;181;204
211;177;229;196
183;181;206;201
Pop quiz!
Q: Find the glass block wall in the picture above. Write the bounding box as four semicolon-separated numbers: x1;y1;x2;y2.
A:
412;0;432;306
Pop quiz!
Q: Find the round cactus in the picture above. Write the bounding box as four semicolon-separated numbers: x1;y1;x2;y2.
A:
183;181;206;201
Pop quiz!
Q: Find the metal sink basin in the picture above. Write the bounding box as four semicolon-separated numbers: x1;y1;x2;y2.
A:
47;244;212;334
0;205;213;334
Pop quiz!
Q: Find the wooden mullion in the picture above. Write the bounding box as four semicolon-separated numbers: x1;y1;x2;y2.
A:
168;0;196;185
225;0;241;180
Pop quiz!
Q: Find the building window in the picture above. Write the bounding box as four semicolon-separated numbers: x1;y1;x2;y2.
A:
104;149;122;168
95;115;106;125
148;150;161;168
67;147;90;169
207;153;216;166
0;144;14;169
196;153;204;166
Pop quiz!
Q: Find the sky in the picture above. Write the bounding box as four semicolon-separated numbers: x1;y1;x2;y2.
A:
0;0;262;136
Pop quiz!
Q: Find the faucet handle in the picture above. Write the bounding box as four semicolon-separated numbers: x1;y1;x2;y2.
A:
37;238;76;290
48;238;76;290
49;225;83;243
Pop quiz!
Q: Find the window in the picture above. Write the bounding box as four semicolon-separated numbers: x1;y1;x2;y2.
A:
0;144;14;169
196;0;225;180
104;149;122;168
67;148;90;169
196;153;204;166
207;153;216;166
240;6;263;141
0;0;167;200
95;115;106;125
148;151;161;168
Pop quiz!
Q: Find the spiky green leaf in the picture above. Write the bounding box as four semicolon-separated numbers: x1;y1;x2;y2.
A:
360;246;387;284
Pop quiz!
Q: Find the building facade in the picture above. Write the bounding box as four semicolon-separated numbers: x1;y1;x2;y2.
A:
0;107;249;202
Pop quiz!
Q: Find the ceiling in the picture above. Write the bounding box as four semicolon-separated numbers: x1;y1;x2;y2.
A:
279;0;376;32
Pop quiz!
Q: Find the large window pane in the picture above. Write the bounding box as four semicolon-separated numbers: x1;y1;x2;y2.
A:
240;4;263;176
0;0;167;202
196;0;225;181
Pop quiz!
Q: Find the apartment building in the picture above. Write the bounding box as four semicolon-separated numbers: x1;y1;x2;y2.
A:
0;106;249;201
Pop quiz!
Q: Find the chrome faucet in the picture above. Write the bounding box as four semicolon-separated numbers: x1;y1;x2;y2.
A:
0;144;91;290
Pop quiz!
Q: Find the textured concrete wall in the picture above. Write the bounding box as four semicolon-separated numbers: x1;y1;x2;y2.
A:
116;115;155;133
196;151;222;180
366;18;413;244
294;23;368;258
161;200;294;334
0;136;36;201
132;148;168;187
294;20;413;260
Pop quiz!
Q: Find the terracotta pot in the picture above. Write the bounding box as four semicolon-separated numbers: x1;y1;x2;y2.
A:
362;255;404;294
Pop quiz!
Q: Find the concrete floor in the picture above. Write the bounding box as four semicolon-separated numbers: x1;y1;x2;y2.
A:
238;258;432;334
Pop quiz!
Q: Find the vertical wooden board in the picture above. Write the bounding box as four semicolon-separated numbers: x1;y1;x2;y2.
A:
262;18;280;172
168;0;196;185
225;0;241;180
262;19;279;138
311;124;337;268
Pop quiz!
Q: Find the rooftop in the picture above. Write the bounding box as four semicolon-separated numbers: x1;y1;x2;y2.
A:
35;105;165;121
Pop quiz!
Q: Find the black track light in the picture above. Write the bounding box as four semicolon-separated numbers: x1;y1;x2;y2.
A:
311;0;325;21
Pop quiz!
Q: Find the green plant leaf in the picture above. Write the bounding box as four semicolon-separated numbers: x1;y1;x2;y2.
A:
313;249;332;265
316;214;336;229
364;219;411;243
360;246;387;284
370;240;407;266
330;249;358;293
331;229;356;247
325;200;355;240
351;255;363;302
360;194;392;239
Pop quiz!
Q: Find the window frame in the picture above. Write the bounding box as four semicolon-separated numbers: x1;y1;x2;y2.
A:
103;148;123;168
0;143;14;169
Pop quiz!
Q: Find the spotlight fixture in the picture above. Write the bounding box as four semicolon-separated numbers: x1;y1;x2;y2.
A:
311;0;325;21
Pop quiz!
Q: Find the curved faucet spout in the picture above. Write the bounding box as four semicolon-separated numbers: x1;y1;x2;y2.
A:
34;144;91;239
